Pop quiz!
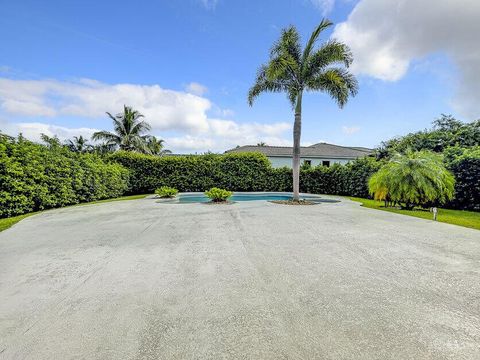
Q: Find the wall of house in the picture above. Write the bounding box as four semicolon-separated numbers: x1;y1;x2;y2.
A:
268;156;352;168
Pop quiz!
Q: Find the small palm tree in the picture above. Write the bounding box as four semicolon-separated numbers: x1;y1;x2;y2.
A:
257;142;267;146
67;135;93;153
92;105;151;152
248;19;358;200
145;136;171;156
369;151;455;209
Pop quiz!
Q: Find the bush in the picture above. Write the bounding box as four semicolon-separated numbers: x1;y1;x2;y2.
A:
444;146;480;211
109;151;272;193
205;187;232;202
369;151;455;209
0;136;129;218
155;186;178;198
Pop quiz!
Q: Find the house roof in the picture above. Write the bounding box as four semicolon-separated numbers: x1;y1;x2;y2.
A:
225;142;373;159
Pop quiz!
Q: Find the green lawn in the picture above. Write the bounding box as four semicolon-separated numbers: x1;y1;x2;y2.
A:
0;194;149;233
349;197;480;231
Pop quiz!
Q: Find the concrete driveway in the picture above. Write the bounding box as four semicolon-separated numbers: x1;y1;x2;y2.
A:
0;197;479;359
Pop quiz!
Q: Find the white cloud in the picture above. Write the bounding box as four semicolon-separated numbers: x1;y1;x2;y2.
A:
0;119;98;143
0;77;292;152
0;78;212;132
185;82;208;96
310;0;336;15
342;125;360;135
332;0;480;119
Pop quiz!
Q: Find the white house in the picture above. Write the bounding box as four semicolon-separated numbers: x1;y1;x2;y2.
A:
225;142;373;168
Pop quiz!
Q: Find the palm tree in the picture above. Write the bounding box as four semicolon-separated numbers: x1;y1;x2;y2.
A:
369;151;455;210
92;105;151;152
67;135;93;153
93;141;117;155
257;142;267;146
248;19;358;200
145;136;171;156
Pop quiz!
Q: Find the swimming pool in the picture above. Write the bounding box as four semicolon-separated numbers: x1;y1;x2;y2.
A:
159;192;339;204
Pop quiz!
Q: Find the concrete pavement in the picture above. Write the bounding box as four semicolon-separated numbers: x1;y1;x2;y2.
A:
0;197;479;359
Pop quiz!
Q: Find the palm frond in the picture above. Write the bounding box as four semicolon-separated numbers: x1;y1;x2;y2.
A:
306;67;358;108
301;18;333;63
271;26;302;63
248;65;289;106
304;40;353;78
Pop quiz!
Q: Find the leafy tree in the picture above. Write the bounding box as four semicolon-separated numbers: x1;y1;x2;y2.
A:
66;135;93;153
145;136;171;156
92;105;151;152
375;115;480;158
248;19;358;200
369;151;455;210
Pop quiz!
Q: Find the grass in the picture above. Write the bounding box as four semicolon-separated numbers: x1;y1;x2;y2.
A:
0;194;149;233
349;197;480;231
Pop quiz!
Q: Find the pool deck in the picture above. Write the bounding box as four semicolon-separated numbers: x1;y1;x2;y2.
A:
0;196;479;359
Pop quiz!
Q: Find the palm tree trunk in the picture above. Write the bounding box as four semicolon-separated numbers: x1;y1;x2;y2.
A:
292;92;302;201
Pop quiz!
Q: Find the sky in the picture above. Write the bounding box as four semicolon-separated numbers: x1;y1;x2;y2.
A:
0;0;479;153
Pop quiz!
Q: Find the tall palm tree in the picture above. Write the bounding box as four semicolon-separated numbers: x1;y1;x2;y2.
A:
248;19;358;200
145;136;172;156
92;105;151;152
67;135;93;153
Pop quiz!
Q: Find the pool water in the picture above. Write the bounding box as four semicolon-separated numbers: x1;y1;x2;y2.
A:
178;193;293;203
164;193;339;204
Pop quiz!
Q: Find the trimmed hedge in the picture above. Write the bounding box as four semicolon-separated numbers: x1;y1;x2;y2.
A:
445;147;480;211
109;151;379;198
109;151;272;193
0;137;129;218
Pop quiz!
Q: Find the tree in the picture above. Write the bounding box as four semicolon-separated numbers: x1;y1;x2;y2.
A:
145;136;171;156
66;135;93;153
92;105;151;152
248;19;358;200
368;151;455;210
93;142;116;155
375;115;480;159
256;142;267;146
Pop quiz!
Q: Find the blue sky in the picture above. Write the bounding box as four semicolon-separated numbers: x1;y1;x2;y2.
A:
0;0;477;152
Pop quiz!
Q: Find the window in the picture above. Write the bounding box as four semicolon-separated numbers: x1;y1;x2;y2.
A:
322;160;330;167
304;160;312;166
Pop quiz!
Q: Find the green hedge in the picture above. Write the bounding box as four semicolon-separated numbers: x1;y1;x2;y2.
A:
109;151;272;193
110;151;378;198
0;137;129;218
445;147;480;211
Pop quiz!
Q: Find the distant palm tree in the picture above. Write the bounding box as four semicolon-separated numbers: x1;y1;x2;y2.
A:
248;19;358;200
67;135;93;153
145;136;171;156
257;142;267;146
92;105;151;152
93;141;117;155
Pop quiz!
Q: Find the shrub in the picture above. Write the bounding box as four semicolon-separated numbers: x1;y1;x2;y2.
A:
205;187;232;202
444;146;480;211
0;136;129;218
155;186;178;198
109;151;272;193
369;151;455;209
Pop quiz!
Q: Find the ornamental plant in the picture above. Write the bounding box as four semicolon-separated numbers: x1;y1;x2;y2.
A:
368;150;455;210
205;187;232;202
155;186;178;198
